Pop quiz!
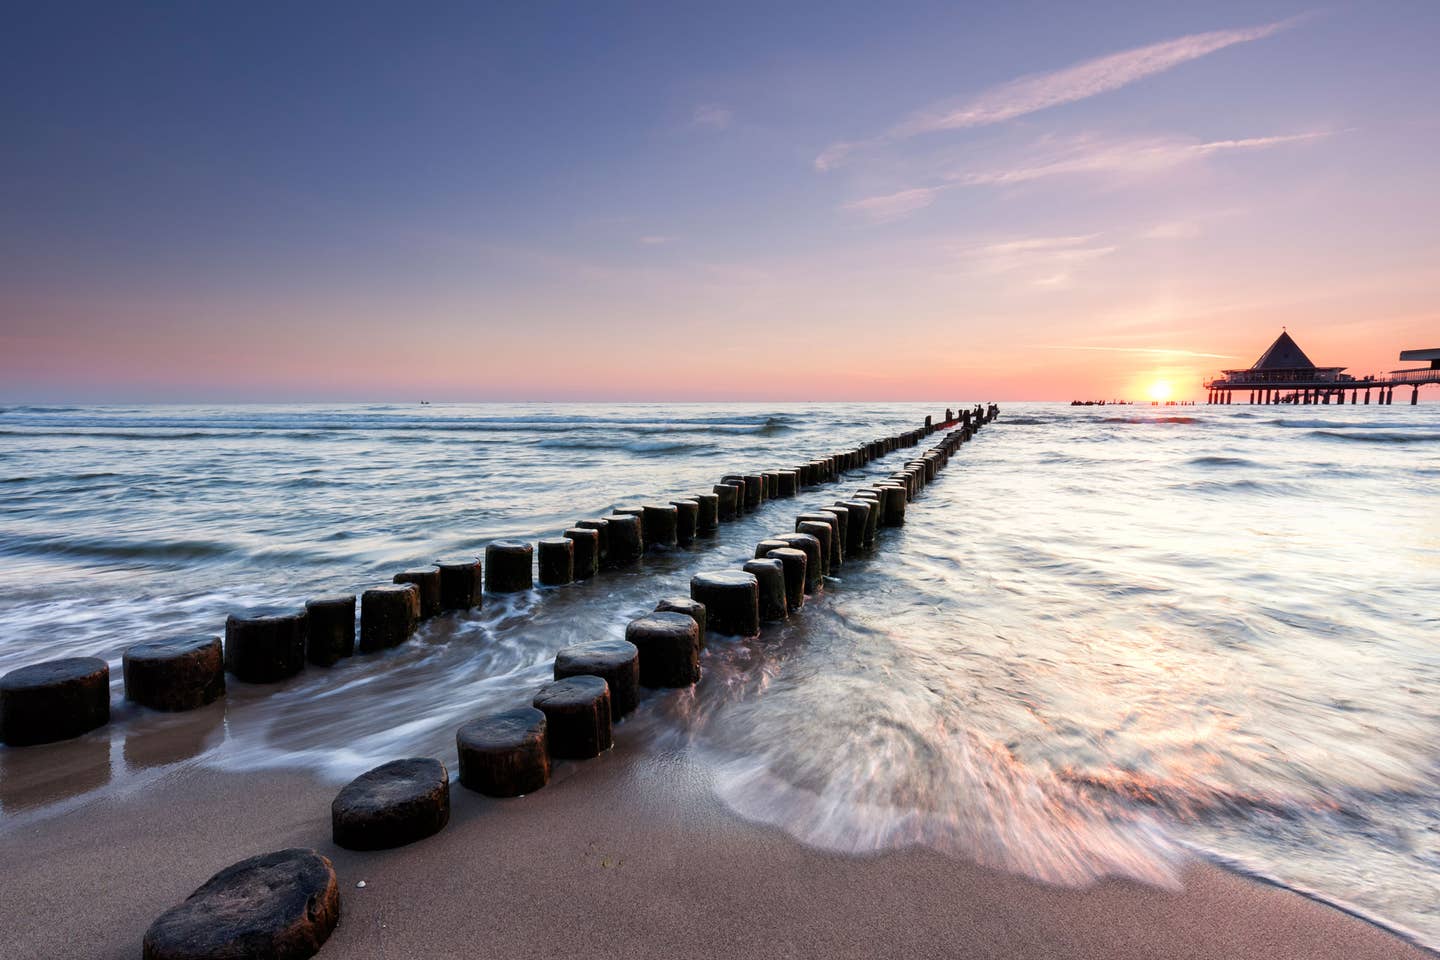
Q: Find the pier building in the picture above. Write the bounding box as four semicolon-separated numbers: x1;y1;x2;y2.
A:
1204;332;1437;405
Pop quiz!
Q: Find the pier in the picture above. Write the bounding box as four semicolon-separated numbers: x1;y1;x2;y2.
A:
1204;331;1439;405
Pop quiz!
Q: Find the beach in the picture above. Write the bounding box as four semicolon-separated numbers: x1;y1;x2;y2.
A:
8;3;1440;954
1;402;1437;956
1;732;1432;960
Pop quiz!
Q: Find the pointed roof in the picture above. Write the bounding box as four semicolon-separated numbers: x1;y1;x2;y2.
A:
1251;331;1315;370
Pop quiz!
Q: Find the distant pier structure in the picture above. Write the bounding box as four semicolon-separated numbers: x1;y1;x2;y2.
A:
1204;331;1438;406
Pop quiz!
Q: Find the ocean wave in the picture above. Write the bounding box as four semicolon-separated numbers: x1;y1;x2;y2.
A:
1059;767;1318;821
535;436;710;455
1101;416;1197;425
0;429;236;441
0;534;237;562
1273;418;1422;430
1173;478;1302;495
1188;455;1257;468
1309;430;1440;444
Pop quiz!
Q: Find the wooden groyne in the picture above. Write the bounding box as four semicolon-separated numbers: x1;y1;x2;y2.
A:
0;402;1000;959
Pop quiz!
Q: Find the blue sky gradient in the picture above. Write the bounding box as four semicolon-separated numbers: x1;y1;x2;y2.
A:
3;1;1437;400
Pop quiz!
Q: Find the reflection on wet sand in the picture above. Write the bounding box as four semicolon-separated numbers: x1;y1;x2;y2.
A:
0;731;111;814
122;700;226;771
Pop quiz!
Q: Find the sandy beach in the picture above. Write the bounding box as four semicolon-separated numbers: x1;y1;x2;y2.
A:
1;723;1429;960
7;0;1440;953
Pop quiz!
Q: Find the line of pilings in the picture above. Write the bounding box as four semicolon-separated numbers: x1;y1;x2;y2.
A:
2;406;1000;954
1206;385;1411;405
121;402;1000;955
0;402;997;753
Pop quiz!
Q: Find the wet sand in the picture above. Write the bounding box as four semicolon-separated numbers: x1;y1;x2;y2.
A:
0;729;1429;960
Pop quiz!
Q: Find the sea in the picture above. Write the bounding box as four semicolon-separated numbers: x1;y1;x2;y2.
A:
0;401;1436;947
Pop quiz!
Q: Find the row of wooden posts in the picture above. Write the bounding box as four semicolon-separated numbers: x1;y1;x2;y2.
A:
135;403;1000;958
0;404;993;749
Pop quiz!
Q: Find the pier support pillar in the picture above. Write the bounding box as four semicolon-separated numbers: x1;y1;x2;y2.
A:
1412;386;1419;405
1364;389;1370;404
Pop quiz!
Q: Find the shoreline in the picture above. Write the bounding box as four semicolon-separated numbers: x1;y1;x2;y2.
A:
1;728;1430;959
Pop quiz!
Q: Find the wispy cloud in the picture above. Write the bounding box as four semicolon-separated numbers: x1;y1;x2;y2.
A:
691;105;733;131
1141;220;1204;240
1140;206;1248;240
948;234;1117;287
840;130;1323;223
1038;344;1238;359
949;130;1330;186
816;16;1304;170
842;187;945;222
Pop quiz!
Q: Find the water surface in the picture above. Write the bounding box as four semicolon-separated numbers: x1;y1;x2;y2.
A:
0;402;1436;946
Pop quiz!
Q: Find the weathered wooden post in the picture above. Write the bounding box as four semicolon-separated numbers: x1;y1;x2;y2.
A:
456;709;550;796
563;528;601;579
304;595;355;666
485;540;534;592
331;758;450;850
604;514;644;566
670;498;699;546
360;583;420;652
742;558;789;623
537;537;575;586
625;612;702;686
436;558;482;611
2;658;111;745
533;676;612;758
393;567;442;618
124;636;226;711
689;571;760;637
225;611;308;681
554;639;640;719
764;547;807;612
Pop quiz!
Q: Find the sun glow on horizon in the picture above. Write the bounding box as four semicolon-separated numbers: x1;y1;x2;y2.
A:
1147;380;1174;402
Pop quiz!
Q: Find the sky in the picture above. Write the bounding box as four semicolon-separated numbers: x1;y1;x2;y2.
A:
2;1;1438;402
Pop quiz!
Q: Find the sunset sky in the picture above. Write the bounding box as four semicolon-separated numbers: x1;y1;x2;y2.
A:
3;1;1437;401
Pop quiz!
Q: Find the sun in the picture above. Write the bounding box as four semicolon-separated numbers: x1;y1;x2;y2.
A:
1147;380;1173;402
